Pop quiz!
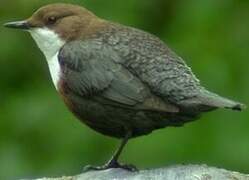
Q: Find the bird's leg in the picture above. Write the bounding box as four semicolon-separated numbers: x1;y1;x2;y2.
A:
104;131;137;171
83;131;138;172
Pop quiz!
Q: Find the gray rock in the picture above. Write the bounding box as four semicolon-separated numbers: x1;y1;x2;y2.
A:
23;165;249;180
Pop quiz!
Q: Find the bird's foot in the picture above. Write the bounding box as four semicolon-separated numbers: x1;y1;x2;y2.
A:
83;160;138;172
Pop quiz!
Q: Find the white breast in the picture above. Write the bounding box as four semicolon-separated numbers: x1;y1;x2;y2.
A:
29;28;65;90
47;52;61;89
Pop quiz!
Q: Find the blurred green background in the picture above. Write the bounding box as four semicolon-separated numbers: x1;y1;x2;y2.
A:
0;0;248;179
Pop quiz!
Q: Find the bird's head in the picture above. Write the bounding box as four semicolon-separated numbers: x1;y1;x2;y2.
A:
4;3;103;58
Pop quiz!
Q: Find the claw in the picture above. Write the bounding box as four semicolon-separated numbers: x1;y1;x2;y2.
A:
82;132;137;173
83;161;138;172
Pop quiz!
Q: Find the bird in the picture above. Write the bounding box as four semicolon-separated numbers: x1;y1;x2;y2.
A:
4;3;246;171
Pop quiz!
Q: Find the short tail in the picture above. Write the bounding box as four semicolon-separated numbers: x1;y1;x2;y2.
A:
179;89;246;113
198;89;246;111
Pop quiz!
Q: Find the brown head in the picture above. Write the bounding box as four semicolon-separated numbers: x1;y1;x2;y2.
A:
4;3;107;59
4;3;105;41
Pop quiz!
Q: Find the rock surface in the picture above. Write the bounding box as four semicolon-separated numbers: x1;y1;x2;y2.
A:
23;164;249;180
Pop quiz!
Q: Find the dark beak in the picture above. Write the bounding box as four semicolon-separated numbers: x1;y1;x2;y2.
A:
4;20;31;30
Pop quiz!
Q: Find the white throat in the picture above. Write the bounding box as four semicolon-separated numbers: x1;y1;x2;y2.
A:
30;28;65;90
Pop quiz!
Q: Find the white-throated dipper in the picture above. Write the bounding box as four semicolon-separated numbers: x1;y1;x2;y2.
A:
4;3;246;171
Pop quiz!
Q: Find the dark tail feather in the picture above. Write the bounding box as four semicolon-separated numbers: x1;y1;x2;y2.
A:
198;90;246;111
179;89;246;113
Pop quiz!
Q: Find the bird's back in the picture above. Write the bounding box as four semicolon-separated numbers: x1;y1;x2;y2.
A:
94;22;245;113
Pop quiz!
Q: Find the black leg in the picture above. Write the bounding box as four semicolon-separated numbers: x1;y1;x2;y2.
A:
108;131;131;165
83;131;138;172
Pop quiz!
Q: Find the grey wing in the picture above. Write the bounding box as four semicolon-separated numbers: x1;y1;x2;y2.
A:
58;40;179;112
104;25;202;104
104;25;244;112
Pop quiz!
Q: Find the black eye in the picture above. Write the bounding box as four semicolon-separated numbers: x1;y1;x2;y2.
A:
47;16;57;24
